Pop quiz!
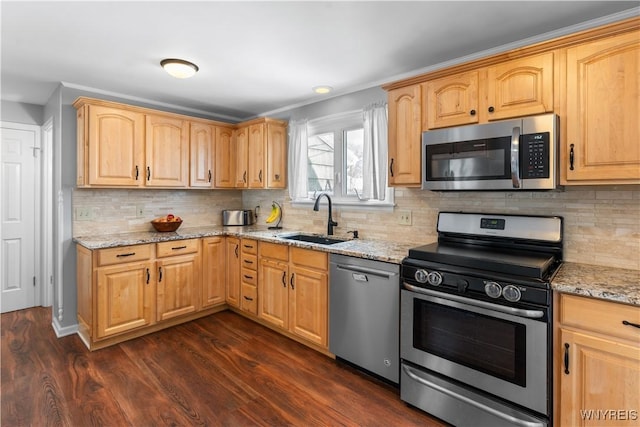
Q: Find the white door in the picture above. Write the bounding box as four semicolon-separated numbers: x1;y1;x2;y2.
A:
1;124;39;312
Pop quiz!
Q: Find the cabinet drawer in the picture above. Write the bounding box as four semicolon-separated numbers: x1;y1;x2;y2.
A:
241;268;258;286
291;247;327;270
241;239;257;255
242;254;258;270
241;283;258;315
260;242;289;262
156;239;199;258
560;294;640;343
97;244;152;266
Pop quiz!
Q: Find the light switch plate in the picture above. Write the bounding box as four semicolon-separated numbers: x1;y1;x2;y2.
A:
136;205;145;218
75;207;93;221
397;210;412;226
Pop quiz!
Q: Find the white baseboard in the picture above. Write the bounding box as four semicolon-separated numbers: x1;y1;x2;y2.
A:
51;317;78;338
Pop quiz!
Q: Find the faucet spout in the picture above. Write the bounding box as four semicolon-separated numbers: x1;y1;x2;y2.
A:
313;193;338;235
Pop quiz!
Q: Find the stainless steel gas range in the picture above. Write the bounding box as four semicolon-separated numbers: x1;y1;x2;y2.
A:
400;212;563;427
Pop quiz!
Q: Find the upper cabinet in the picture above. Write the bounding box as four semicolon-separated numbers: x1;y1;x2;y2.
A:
266;122;287;189
73;97;287;190
387;85;423;187
145;114;190;187
235;119;288;189
213;126;235;188
76;103;145;187
190;122;215;188
562;29;640;184
247;123;265;188
423;52;554;129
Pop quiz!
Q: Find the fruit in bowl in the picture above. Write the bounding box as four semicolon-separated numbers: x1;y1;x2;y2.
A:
151;214;183;232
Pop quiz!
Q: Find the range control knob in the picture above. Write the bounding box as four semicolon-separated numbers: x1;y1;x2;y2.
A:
414;269;429;284
427;272;443;286
503;285;522;302
484;281;502;299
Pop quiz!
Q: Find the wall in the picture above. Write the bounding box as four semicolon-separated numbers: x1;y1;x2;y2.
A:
1;100;44;124
243;186;640;270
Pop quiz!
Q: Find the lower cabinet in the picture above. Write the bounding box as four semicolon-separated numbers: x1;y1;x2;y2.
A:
94;258;154;339
225;236;241;307
202;236;226;308
155;239;200;321
555;293;640;426
258;242;328;348
77;238;223;350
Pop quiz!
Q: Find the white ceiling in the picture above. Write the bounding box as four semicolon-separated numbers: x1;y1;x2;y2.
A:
2;1;638;122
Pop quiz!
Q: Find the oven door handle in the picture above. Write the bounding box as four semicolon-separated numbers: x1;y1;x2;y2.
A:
402;364;546;427
403;283;544;319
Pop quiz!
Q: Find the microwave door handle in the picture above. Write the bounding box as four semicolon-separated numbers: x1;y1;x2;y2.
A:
510;126;521;188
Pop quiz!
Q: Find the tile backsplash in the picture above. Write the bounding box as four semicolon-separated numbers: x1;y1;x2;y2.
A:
73;185;640;270
72;189;243;236
243;186;640;271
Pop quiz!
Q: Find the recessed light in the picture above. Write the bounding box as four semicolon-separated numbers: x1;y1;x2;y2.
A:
313;85;333;94
160;58;199;79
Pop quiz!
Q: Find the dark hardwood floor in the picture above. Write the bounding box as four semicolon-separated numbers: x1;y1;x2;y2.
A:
1;307;446;426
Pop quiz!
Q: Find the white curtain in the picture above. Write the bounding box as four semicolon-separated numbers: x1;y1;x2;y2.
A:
362;104;388;201
287;119;309;200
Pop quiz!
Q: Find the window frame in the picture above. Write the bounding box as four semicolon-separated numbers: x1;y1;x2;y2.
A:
291;110;394;210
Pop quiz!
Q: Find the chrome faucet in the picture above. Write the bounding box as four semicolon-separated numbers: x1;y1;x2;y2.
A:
313;193;338;235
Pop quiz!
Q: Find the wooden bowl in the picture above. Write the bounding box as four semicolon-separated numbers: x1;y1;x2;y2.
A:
151;219;183;232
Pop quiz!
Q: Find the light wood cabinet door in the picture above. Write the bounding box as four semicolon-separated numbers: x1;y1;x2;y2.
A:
266;123;287;189
559;328;640;426
289;264;328;347
202;237;226;308
258;257;288;329
387;85;422;187
486;52;554;121
234;126;249;188
145;114;190;187
424;71;479;129
156;253;199;321
214;126;235;188
564;31;640;183
95;261;154;339
190;122;214;188
248;123;266;188
225;237;241;307
86;105;145;187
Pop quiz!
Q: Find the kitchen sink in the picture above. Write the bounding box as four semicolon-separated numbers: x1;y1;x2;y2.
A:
280;233;347;245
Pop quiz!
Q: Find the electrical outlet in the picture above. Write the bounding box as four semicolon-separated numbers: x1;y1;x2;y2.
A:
397;210;412;226
75;207;93;221
136;205;145;218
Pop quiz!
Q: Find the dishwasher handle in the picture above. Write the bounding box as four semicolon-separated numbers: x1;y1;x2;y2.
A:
335;264;398;279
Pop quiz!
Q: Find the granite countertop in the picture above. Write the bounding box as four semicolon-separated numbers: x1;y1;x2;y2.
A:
73;225;416;264
551;262;640;306
74;227;640;306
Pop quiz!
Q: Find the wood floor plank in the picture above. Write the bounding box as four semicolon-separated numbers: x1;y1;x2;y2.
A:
1;307;446;427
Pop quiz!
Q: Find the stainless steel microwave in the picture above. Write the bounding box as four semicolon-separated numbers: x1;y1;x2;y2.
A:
422;114;558;191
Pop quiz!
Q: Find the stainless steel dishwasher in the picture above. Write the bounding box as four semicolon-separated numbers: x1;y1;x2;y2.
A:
329;253;400;384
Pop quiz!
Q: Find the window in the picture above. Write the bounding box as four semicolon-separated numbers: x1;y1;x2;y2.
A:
296;110;393;208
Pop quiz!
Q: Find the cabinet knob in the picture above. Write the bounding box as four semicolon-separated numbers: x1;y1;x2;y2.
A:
470;109;476;116
488;106;495;113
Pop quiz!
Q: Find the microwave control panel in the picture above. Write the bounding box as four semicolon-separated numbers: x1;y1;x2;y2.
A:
522;132;550;178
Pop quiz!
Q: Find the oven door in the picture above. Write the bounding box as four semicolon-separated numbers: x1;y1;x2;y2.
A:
400;285;549;415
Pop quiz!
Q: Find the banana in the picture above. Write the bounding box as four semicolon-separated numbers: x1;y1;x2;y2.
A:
265;203;280;223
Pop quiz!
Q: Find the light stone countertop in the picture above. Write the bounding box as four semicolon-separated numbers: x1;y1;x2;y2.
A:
551;262;640;306
74;226;640;306
73;225;416;265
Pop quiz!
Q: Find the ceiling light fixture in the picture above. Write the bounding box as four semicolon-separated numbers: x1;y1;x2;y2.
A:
160;58;199;79
313;85;333;94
